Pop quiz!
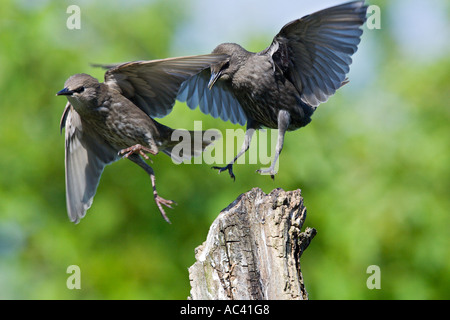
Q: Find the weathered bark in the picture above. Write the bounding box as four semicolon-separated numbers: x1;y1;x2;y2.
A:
188;188;316;300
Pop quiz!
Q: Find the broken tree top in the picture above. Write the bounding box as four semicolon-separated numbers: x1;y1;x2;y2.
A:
189;188;317;300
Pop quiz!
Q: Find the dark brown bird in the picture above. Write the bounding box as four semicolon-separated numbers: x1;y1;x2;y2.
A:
178;1;367;180
57;54;226;224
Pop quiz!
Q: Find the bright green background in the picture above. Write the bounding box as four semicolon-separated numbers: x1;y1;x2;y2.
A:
0;0;448;299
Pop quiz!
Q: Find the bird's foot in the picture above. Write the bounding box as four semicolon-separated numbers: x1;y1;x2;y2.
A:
154;194;177;224
256;167;278;180
212;164;236;181
119;144;156;161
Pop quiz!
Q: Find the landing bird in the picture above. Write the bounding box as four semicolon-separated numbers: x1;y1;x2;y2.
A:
57;54;226;223
178;1;367;180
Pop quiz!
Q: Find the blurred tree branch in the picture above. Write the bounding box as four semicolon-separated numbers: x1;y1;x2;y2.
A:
188;188;316;300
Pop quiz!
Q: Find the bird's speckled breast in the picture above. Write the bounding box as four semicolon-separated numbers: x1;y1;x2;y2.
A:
83;100;159;153
232;55;314;130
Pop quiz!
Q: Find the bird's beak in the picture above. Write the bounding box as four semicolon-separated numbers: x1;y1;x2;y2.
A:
208;70;222;90
56;87;73;96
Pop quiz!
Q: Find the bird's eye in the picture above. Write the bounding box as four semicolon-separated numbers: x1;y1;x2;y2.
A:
221;61;230;71
73;86;85;93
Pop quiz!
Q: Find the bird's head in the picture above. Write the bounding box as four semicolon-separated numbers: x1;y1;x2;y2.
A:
57;73;101;111
208;43;248;89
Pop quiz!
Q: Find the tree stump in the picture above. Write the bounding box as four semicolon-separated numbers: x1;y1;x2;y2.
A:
188;188;317;300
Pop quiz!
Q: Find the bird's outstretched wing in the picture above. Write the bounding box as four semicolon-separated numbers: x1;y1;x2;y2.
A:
61;103;119;223
102;54;228;118
177;68;247;126
263;1;367;107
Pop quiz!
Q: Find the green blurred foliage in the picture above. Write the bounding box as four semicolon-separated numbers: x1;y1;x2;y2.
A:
0;0;448;299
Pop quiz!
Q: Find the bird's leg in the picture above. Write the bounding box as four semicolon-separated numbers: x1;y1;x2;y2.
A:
118;144;156;161
212;127;256;181
257;110;290;179
127;154;176;224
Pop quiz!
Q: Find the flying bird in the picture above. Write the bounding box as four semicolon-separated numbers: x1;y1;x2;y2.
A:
178;1;368;180
57;54;226;223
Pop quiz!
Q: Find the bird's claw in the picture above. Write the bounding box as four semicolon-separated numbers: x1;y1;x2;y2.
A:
155;195;177;224
119;144;155;161
212;164;236;181
256;167;277;180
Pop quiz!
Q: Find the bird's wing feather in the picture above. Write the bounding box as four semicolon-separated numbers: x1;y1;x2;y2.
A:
62;104;119;223
264;0;367;107
59;102;71;134
177;69;247;126
103;54;228;118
